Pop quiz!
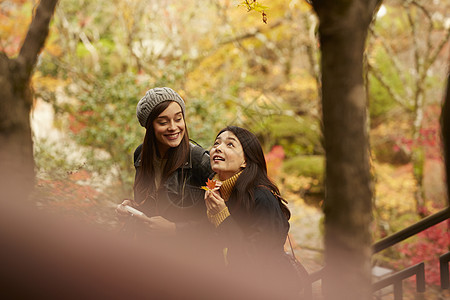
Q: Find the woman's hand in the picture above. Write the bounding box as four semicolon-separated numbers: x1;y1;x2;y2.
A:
141;216;176;234
115;199;137;219
204;189;227;215
116;200;176;234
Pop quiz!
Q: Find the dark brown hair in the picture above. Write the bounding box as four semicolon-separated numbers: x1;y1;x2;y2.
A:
133;101;190;205
216;126;290;220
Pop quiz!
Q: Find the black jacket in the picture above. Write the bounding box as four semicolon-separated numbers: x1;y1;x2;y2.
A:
133;142;214;225
217;187;289;263
216;187;302;298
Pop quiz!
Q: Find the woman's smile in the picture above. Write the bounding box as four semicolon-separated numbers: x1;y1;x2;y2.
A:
153;101;186;156
165;132;181;140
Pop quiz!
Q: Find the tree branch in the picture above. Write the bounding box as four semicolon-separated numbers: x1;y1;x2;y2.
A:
368;27;410;98
219;18;283;46
367;62;413;111
303;12;321;99
424;29;450;73
17;0;59;80
186;17;284;76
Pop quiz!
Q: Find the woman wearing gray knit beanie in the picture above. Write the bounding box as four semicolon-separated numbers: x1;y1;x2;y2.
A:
116;87;214;239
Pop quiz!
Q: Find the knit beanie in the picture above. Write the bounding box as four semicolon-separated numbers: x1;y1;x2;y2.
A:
136;87;186;127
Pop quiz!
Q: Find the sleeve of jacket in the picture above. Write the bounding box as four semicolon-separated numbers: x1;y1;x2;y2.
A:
174;144;214;234
189;143;214;183
245;188;289;252
132;144;143;182
133;144;143;168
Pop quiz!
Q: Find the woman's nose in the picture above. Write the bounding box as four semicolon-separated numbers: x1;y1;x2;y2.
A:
168;120;176;130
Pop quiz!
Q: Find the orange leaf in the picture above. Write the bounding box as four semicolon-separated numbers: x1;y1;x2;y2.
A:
201;178;217;191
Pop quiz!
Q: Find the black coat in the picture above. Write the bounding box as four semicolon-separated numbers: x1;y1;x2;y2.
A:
216;187;303;298
133;142;214;226
217;187;289;264
129;143;223;269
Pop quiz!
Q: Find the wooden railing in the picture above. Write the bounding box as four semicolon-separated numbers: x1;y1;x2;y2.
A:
303;206;450;299
373;207;450;254
440;252;450;290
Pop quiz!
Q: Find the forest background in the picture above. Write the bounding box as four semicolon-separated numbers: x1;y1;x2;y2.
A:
1;0;449;297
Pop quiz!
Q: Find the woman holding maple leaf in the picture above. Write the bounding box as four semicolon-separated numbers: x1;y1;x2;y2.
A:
204;126;305;298
115;87;214;238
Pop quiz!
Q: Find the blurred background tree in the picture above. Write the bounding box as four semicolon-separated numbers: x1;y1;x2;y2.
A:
0;0;58;203
367;0;450;220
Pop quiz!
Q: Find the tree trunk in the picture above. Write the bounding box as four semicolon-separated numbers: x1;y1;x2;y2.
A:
312;1;380;299
441;73;450;206
0;0;58;203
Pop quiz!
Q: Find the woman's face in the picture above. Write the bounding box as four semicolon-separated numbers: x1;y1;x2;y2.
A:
210;131;246;181
152;101;186;156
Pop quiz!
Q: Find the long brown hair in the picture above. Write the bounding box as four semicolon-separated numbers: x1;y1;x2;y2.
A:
133;101;190;205
217;126;291;220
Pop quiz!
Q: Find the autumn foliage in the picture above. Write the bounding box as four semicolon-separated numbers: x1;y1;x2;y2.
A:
396;218;450;286
265;145;285;180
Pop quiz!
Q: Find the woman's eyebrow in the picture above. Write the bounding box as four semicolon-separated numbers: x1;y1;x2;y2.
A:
157;111;182;119
226;137;238;142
